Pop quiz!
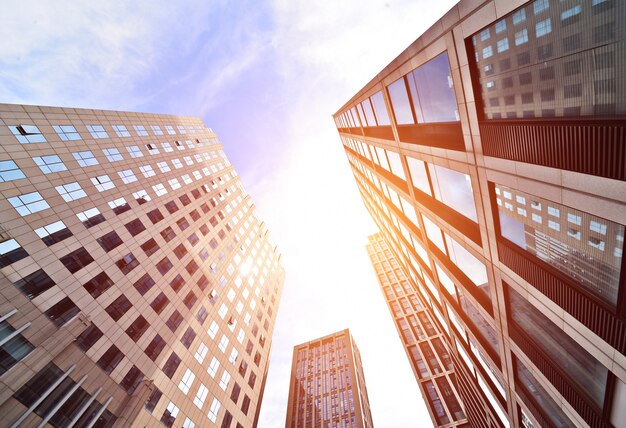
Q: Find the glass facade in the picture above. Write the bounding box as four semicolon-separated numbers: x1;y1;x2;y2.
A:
472;0;626;119
495;183;624;305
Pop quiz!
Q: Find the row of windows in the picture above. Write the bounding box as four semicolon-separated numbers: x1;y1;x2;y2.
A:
8;122;209;144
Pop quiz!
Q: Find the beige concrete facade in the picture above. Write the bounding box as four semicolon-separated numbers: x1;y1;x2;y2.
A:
334;1;626;427
0;103;284;428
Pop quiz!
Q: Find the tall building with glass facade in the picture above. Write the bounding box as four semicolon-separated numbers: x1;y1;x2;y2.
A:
335;1;626;427
285;329;373;428
0;103;284;427
366;233;468;427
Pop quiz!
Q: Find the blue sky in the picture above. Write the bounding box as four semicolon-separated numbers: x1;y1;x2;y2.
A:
1;0;458;426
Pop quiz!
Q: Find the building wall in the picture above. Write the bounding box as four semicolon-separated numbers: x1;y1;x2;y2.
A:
285;329;374;428
367;233;468;428
334;1;626;427
0;103;284;428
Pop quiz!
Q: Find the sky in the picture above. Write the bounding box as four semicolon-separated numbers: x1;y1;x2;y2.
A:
1;0;458;426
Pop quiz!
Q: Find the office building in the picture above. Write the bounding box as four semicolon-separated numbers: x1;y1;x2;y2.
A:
285;329;373;428
0;103;284;427
335;1;625;427
367;233;468;427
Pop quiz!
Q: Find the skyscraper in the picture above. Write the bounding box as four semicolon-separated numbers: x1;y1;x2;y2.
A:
0;103;284;427
285;329;373;428
366;233;468;427
334;1;626;427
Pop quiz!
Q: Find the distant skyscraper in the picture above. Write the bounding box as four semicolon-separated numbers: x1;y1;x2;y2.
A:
367;234;468;427
334;1;626;427
0;103;284;427
285;329;373;428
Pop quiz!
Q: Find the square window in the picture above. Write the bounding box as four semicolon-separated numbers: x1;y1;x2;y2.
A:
118;169;137;184
77;207;105;227
127;145;143;158
72;151;99;167
133;190;151;204
102;148;123;162
157;161;171;173
133;125;148;136
33;155;67;174
91;175;115;192
112;125;131;137
56;182;87;202
151;125;163;135
165;125;176;135
86;124;109;139
536;18;552;37
53;125;81;141
153;183;167;196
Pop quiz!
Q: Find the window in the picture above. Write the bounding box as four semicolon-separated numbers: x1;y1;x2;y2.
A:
157;257;173;275
114;170;136;186
45;297;80;327
512;8;526;25
219;370;231;390
179;368;195;394
497;184;624;305
97;231;123;252
53;125;81;141
126;316;148;341
508;286;608;407
208;356;220;377
9;124;46;143
146;144;160;155
82;272;114;298
496;38;509;53
208;321;219;339
121;365;144;395
86;125;108;139
60;247;94;273
97;345;124;374
139;164;155;177
14;269;56;299
106;294;132;321
116;253;139;274
108;197;130;214
429;164;477;221
482;46;493;58
151;125;163;135
77;207;105;227
181;327;197;348
166;310;183;332
535;18;552;37
72;150;98;167
133;189;151;204
387;78;413;125
163;352;181;378
495;19;506;34
112;125;130;137
161;401;179;428
133;125;148;136
177;125;186;134
195;342;208;364
8;191;50;216
35;220;72;246
533;0;549;15
153;183;167;196
0;160;25;183
165;125;176;135
157;161;171;173
219;335;229;353
127;145;143;158
208;398;221;422
75;323;103;352
102;148;123;162
91;175;115;191
55;182;86;202
193;384;209;409
33;155;67;174
370;91;390;125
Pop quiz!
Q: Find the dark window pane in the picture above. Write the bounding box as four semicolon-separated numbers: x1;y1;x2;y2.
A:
241;395;250;415
162;352;181;378
196;306;208;324
45;297;80;327
185;260;198;275
166;310;183;332
120;365;144;395
173;244;188;259
140;238;160;256
14;363;64;407
97;345;124;374
60;247;94;273
83;272;114;298
164;201;179;214
179;194;191;206
177;217;189;231
133;273;155;295
170;274;184;293
126;316;148;341
75;323;103;352
147;208;164;224
181;327;196;348
160;226;175;242
116;253;139;274
14;269;56;299
97;231;123;252
124;218;146;236
156;257;173;275
0;241;28;268
183;291;197;309
145;387;162;412
150;292;169;314
188;233;199;246
41;226;73;246
105;294;132;321
0;321;34;376
145;335;166;361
